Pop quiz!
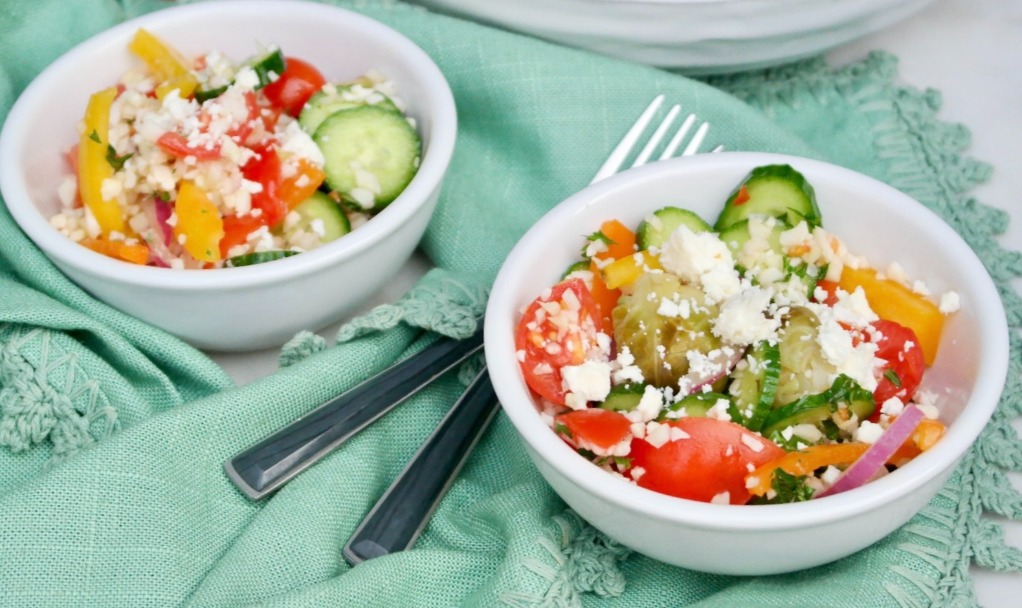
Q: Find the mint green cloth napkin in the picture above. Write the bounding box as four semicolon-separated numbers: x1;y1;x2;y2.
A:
1;0;1020;606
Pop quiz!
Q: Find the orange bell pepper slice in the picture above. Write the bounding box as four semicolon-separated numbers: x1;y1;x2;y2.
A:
279;157;326;209
80;237;150;265
588;258;620;335
591;219;637;262
173;181;225;263
746;443;870;497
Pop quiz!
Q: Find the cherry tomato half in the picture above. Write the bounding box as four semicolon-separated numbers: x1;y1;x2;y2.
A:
262;56;326;117
240;146;287;227
556;409;632;453
515;278;603;405
870;319;925;419
629;417;784;504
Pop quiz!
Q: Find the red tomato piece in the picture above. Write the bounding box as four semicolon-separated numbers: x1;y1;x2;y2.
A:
219;214;266;259
514;279;604;405
262;56;326;117
814;279;840;306
629;417;784;504
241;146;287;227
869;319;925;420
156;131;221;160
556;409;632;453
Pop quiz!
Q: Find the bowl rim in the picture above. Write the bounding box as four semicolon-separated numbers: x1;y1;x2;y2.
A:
484;151;1009;530
0;0;457;290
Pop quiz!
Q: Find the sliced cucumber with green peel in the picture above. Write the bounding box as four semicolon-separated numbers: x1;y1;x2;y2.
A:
225;250;299;267
659;392;729;420
561;260;591;280
299;85;400;135
313;105;421;210
714;164;821;232
599;384;646;412
761;374;875;436
248;48;286;89
717;217;787;259
289;191;351;243
636;206;711;250
727;341;781;432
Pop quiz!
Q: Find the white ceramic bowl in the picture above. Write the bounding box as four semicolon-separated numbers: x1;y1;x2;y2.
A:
484;152;1008;575
0;0;456;351
410;0;935;73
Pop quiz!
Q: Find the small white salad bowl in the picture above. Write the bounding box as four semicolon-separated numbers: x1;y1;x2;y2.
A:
484;152;1008;575
0;0;456;351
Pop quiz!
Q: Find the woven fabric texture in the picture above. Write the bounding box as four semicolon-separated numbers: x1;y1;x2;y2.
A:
0;0;1019;606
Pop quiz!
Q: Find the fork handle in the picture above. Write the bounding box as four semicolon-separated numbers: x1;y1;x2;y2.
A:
343;368;497;565
224;326;485;500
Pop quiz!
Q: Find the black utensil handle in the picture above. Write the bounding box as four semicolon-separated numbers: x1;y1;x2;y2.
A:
343;369;498;565
224;325;485;500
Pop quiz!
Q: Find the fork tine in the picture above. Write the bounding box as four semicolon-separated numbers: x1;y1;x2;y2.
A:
590;95;664;184
659;113;696;160
681;121;710;156
632;104;680;168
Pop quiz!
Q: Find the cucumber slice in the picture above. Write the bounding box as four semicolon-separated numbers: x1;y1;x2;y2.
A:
761;374;874;436
717;217;786;258
299;85;399;135
636;206;711;250
313;105;421;210
248;48;286;89
659;392;729;420
289;191;351;244
599;384;646;412
195;85;228;103
225;250;299;267
727;341;781;432
714;164;821;232
561;260;591;280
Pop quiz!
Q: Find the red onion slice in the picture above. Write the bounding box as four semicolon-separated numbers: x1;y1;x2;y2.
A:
815;404;926;498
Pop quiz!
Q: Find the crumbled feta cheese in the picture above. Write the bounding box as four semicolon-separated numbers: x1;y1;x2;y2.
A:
712;285;779;345
658;225;741;303
820;465;842;486
939;291;961;314
710;491;731;505
561;360;612;409
854;420;885;444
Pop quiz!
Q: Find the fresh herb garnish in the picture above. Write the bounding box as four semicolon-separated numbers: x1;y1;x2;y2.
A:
88;129;102;144
884;369;902;387
105;145;132;170
750;469;815;504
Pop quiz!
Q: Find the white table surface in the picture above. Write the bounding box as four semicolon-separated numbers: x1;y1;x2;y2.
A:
211;0;1021;602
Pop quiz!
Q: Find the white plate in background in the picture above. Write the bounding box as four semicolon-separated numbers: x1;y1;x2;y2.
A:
408;0;937;73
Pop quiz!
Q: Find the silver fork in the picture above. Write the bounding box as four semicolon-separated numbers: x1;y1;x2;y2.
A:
591;94;723;184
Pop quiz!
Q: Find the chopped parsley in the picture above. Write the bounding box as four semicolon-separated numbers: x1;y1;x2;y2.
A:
105;145;133;171
87;129;101;144
750;469;815;504
884;369;902;387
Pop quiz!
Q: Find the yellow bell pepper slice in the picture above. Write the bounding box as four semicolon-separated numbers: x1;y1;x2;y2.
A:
174;181;225;263
128;28;199;100
838;266;945;365
78;87;126;235
600;251;662;290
